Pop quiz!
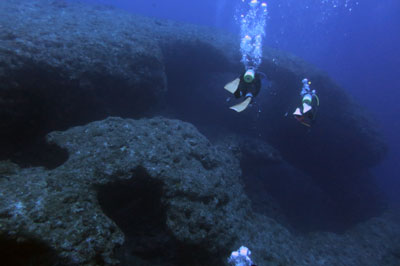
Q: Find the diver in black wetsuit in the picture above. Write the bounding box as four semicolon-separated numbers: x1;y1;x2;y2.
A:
234;71;262;99
224;68;262;112
293;78;320;127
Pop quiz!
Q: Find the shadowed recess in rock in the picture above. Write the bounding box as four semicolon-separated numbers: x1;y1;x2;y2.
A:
0;60;161;166
1;139;69;170
96;167;221;266
0;234;64;266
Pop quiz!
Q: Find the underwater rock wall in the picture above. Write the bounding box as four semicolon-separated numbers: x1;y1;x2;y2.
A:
0;117;398;266
0;0;168;159
0;0;386;175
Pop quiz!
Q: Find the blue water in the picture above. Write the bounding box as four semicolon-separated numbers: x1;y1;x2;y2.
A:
75;0;400;203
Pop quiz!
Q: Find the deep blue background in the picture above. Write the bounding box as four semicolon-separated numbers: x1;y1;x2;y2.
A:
75;0;400;203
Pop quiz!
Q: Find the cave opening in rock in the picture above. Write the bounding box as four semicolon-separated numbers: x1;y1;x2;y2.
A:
96;167;219;266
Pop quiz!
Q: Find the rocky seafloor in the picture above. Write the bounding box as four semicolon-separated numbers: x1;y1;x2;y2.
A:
0;117;399;265
0;0;387;227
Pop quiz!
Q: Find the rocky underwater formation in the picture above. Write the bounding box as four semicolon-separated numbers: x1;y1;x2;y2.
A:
0;0;385;170
0;117;399;266
0;0;398;265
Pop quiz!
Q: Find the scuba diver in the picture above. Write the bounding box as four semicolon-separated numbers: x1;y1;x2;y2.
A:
228;246;257;266
293;78;320;127
224;68;262;112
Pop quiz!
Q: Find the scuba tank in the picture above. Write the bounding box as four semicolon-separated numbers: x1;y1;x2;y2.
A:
244;68;255;83
302;93;313;105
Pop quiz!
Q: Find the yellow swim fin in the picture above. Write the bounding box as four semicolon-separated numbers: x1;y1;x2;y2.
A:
229;97;252;112
224;78;240;94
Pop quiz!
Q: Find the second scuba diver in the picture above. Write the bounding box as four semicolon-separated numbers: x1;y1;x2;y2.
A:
293;78;319;127
224;68;262;112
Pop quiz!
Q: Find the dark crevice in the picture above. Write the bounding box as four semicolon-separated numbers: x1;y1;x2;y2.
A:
1;137;69;170
0;56;163;168
0;234;66;266
96;167;221;266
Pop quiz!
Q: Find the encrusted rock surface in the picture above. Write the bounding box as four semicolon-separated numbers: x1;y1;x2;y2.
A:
0;117;399;265
216;135;282;164
297;211;400;266
0;117;250;265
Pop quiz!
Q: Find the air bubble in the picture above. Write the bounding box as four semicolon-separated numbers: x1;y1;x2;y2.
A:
238;0;268;70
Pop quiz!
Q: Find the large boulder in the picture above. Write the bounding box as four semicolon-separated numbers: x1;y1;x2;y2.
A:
0;0;385;175
0;117;398;266
0;117;253;265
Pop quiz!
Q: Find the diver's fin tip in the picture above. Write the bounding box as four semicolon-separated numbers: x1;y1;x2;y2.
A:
303;104;312;113
229;97;252;112
224;78;240;94
293;108;302;116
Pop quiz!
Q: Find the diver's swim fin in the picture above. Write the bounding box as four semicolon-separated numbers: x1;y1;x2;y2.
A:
229;97;252;112
293;108;302;116
303;103;312;113
224;78;240;94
